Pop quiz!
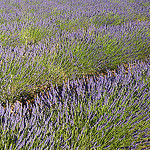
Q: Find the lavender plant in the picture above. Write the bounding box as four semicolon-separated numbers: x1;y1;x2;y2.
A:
0;59;150;149
0;0;150;149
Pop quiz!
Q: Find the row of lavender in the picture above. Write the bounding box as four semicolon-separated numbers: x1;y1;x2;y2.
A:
1;0;149;49
1;17;149;105
1;0;150;105
0;59;149;149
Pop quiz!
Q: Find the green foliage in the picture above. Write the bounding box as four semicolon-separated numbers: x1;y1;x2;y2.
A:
18;26;46;48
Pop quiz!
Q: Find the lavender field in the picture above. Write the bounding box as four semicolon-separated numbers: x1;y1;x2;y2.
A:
0;0;150;149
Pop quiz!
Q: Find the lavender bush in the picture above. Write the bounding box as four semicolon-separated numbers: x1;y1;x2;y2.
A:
0;0;150;149
0;59;150;149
